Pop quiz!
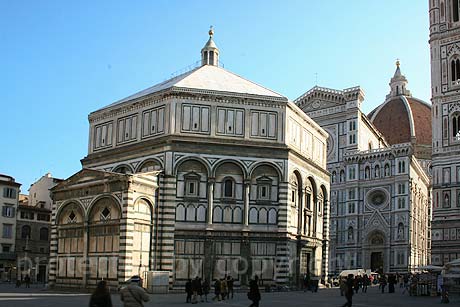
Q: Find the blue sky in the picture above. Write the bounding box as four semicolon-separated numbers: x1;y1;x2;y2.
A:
0;0;430;191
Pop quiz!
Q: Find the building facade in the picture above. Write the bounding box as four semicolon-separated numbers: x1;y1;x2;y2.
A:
48;30;330;289
296;64;431;275
0;174;21;281
15;203;51;283
29;173;63;210
429;0;460;265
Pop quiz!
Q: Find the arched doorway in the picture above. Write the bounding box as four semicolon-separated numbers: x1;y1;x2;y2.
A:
367;231;386;273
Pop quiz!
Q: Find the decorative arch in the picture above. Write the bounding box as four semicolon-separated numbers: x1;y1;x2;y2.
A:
367;230;386;246
211;159;248;179
112;164;134;174
136;158;163;173
87;195;122;224
55;201;85;225
133;197;154;221
248;161;283;181
173;156;211;176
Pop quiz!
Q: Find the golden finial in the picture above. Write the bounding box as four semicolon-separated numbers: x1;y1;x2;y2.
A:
209;25;214;37
396;59;400;67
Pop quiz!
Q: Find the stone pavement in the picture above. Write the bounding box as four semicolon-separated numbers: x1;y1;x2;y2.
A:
0;283;458;307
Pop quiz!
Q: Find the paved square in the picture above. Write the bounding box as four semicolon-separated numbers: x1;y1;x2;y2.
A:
0;284;458;307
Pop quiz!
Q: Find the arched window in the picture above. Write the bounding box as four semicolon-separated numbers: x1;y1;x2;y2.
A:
347;226;354;241
452;113;460;140
259;208;268;224
268;209;277;224
186;204;196;221
213;206;223;223
223;206;232;223
365;166;370;179
223;178;234;198
39;227;49;241
196;205;206;222
249;207;258;224
21;225;31;239
340;170;345;182
397;223;404;240
233;207;243;224
176;204;186;221
453;0;459;22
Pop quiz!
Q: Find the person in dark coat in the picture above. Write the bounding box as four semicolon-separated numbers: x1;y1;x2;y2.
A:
202;278;210;302
248;275;261;307
388;274;396;293
379;275;387;293
89;280;113;307
212;279;221;301
227;276;234;299
185;279;192;303
191;276;200;304
362;274;369;293
341;274;354;307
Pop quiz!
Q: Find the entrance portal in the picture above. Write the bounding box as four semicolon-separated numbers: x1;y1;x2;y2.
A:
371;252;383;273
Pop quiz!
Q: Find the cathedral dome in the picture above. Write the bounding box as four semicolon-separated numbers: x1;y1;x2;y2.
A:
368;62;432;157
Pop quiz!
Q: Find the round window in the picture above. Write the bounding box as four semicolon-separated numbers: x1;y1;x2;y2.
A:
367;189;388;206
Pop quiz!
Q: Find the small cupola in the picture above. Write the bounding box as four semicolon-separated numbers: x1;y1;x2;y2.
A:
201;26;219;66
386;60;411;99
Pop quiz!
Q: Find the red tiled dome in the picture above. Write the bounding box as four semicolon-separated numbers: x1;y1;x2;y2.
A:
369;96;432;147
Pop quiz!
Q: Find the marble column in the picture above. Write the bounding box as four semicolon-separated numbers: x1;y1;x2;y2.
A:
207;178;215;225
244;180;251;226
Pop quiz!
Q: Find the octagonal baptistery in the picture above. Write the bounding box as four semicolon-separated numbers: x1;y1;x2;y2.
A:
368;62;432;163
49;29;330;289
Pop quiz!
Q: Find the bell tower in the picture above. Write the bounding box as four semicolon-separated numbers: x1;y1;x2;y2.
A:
201;26;219;66
429;0;460;266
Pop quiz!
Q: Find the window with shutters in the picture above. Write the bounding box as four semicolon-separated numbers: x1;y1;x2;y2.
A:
216;107;244;136
93;121;113;150
3;188;16;199
142;106;165;138
2;205;15;218
181;104;210;134
117;114;138;144
250;110;277;139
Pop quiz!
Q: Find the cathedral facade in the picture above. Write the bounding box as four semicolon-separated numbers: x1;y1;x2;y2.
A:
296;64;431;275
48;30;330;289
429;0;460;266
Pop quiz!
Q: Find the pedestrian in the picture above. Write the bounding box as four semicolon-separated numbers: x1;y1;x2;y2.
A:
388;274;396;293
89;280;113;307
202;278;210;302
185;279;192;303
24;275;31;288
303;273;311;291
353;276;360;294
227;275;234;299
379;275;387;293
191;276;200;304
220;277;228;300
341;274;354;307
120;278;150;307
15;279;21;288
248;275;261;307
212;279;221;301
339;277;347;296
197;277;204;302
362;274;369;293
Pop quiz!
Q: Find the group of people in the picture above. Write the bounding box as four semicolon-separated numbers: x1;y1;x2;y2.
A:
184;275;261;307
184;275;234;303
89;279;149;307
339;274;371;296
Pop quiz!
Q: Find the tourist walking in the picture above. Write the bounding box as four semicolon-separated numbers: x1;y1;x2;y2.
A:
339;277;347;296
248;275;261;307
120;279;150;307
362;274;369;293
341;274;354;307
379;275;387;293
185;279;192;303
89;280;113;307
220;277;228;300
191;276;200;304
388;274;396;293
212;279;221;301
227;275;234;299
202;278;210;302
24;275;31;288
